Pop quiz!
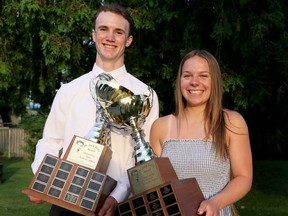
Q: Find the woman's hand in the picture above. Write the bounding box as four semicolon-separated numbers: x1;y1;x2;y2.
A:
197;199;220;216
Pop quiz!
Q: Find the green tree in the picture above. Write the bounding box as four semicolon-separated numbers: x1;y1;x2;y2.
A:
0;0;287;159
209;0;288;158
0;0;97;123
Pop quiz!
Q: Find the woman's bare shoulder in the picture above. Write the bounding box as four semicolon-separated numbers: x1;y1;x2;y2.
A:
223;109;248;134
153;114;176;126
154;114;176;124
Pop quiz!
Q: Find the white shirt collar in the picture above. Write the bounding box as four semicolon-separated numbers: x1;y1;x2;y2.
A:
91;63;127;84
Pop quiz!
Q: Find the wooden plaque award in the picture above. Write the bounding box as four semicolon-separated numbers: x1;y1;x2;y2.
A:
119;158;205;216
118;178;204;216
23;135;116;216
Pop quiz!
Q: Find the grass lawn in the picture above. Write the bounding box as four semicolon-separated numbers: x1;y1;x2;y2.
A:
0;159;287;216
235;160;288;215
0;159;51;216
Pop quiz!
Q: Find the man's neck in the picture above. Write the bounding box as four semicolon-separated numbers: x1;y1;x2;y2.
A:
95;58;124;72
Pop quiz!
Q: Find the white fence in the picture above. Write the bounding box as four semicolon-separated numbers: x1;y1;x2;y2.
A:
0;127;29;159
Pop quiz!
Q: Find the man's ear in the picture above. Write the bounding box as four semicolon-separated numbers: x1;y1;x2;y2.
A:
91;30;96;42
126;35;133;47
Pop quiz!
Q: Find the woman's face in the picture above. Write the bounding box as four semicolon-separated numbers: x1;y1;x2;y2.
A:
180;55;212;108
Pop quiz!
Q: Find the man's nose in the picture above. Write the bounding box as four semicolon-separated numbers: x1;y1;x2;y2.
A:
106;31;115;41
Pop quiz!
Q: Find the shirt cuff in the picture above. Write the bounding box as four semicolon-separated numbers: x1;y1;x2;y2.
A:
109;184;130;203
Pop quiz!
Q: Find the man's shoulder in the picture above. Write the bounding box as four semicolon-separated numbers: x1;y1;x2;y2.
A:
124;72;155;95
61;71;93;89
125;72;147;85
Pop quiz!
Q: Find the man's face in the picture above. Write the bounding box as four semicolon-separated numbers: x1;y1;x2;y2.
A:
92;11;133;65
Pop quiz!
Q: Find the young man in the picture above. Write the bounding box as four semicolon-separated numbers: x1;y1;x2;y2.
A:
28;3;159;216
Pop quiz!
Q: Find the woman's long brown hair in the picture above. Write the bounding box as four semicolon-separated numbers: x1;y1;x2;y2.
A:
175;49;228;159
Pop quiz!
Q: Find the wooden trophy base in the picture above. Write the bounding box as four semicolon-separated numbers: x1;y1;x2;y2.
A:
23;135;115;215
23;154;116;216
118;178;204;216
127;158;178;195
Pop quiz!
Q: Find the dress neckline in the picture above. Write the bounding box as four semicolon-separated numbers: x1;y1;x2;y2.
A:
162;139;213;146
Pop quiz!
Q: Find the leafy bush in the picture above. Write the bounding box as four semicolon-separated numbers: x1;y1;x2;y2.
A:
19;112;47;159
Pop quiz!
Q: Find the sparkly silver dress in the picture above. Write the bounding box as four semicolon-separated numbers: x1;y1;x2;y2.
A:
161;139;232;216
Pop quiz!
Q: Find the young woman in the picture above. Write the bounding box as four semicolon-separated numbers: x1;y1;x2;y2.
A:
150;50;252;216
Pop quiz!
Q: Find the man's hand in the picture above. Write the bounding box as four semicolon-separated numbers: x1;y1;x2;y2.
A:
97;196;118;216
28;195;45;204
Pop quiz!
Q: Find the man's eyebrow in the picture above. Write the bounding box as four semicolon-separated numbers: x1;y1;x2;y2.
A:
115;28;125;32
97;25;125;32
97;25;107;29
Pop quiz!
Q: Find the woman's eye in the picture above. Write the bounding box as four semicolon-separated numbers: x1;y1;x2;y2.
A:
200;74;209;78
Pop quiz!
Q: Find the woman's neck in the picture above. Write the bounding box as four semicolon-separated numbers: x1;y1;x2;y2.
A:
183;105;205;123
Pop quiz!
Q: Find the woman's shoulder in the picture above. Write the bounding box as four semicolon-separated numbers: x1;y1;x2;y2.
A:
150;114;177;154
152;114;176;127
223;108;242;117
223;109;248;134
223;109;245;122
151;114;177;135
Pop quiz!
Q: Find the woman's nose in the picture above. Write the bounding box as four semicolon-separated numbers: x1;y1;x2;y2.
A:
190;76;199;85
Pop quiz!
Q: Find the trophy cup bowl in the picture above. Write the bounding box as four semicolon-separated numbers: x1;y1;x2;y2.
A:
85;78;133;145
106;95;151;127
95;80;134;108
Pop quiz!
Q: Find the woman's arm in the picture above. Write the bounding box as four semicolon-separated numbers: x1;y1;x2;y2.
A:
198;110;253;215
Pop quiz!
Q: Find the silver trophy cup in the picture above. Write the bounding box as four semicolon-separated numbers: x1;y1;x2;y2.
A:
95;80;154;165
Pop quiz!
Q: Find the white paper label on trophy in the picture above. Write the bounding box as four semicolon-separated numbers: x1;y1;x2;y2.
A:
67;136;104;170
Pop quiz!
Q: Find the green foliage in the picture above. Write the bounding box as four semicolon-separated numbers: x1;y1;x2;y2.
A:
1;0;288;158
19;112;48;159
0;0;98;114
222;72;247;110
